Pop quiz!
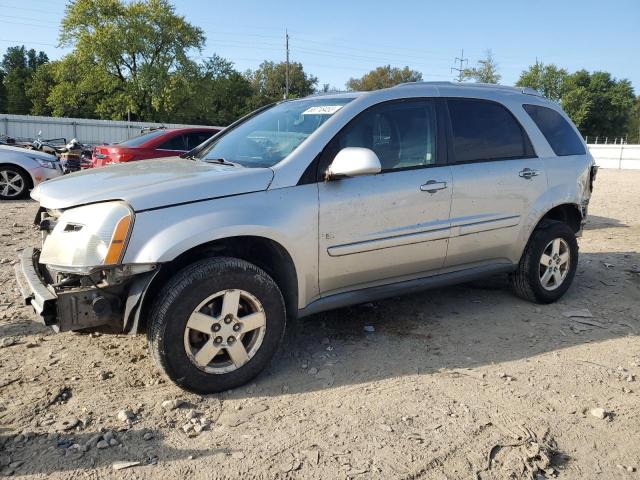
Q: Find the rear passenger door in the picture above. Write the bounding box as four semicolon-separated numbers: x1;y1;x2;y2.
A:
444;98;547;268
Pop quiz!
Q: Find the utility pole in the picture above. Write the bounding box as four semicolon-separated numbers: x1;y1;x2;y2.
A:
285;29;290;99
450;49;468;82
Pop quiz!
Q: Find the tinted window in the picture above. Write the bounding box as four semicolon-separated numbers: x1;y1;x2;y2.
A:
523;104;585;156
185;131;215;150
448;99;530;162
117;129;167;147
158;135;186;150
334;100;437;171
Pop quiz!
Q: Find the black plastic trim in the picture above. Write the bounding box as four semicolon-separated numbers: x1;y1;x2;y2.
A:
297;263;515;318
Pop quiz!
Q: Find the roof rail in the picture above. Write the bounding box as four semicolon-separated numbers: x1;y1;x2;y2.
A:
395;81;543;96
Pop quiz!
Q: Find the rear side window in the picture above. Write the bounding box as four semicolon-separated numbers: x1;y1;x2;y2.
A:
117;129;167;147
185;131;215;150
523;104;585;156
158;135;187;150
448;99;532;163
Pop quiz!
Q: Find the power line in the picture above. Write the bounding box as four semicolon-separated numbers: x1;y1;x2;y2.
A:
450;49;468;82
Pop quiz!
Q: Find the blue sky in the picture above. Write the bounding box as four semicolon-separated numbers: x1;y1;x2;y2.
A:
1;0;638;92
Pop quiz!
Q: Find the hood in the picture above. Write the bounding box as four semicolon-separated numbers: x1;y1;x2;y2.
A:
32;157;274;211
0;145;58;160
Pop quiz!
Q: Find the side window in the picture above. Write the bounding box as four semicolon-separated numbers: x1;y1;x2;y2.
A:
448;99;532;163
185;131;215;150
523;104;585;156
158;135;187;150
333;100;437;172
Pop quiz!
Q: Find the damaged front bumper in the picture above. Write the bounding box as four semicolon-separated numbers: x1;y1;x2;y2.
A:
15;247;157;333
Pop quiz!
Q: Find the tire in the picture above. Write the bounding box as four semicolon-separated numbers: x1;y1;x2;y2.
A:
510;220;578;304
148;257;286;394
0;165;30;200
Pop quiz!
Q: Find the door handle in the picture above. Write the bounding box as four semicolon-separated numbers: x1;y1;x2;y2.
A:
420;180;448;193
518;168;539;180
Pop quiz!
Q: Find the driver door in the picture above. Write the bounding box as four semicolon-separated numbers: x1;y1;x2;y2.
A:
317;99;453;296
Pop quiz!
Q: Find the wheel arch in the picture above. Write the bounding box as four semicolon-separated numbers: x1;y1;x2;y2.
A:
133;235;299;333
536;203;583;233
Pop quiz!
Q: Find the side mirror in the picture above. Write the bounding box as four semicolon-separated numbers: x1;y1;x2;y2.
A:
326;147;381;180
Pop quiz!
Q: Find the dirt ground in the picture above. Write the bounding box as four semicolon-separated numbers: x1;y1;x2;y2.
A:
0;168;639;479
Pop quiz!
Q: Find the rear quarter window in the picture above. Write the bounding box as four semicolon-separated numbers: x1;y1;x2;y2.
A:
523;104;586;156
447;98;533;163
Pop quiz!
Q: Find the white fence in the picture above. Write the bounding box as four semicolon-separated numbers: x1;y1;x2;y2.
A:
588;144;640;170
0;113;220;145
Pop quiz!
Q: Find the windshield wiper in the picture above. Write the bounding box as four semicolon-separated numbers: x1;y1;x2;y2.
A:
181;154;197;160
203;157;240;167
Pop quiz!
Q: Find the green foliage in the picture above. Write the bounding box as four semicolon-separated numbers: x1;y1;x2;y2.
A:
0;70;6;113
58;0;205;121
25;62;56;116
346;65;422;91
246;61;318;106
1;45;49;114
170;55;254;126
461;50;501;84
518;65;636;138
515;62;568;101
627;97;640;143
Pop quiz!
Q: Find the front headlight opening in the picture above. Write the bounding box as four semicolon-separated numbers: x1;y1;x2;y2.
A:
39;201;134;270
35;158;57;169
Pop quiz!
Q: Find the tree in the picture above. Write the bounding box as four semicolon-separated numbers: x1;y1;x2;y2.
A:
58;0;205;121
246;61;318;106
346;65;422;91
461;50;501;84
171;55;253;126
0;70;6;112
26;62;56;116
627;96;640;143
561;70;635;138
516;62;568;101
1;46;49;114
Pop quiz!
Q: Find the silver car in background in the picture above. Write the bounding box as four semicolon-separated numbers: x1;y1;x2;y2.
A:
15;82;597;393
0;145;63;200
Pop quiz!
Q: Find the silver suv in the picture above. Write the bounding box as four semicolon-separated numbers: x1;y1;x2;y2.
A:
15;82;597;393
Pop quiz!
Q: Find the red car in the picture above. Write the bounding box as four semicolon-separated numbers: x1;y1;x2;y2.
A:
92;127;220;167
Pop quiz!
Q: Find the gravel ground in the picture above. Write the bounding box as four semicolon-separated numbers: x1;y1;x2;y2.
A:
0;168;639;479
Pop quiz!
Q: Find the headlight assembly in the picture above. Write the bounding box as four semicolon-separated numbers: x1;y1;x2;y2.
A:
34;157;58;169
39;201;133;272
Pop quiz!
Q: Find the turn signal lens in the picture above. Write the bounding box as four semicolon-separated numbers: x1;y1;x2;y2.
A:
104;214;132;264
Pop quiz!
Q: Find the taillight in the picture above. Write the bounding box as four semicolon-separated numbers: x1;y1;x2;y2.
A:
115;152;134;162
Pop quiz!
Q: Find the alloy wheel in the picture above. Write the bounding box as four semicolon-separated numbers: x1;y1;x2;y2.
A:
539;238;570;291
183;289;267;374
0;169;25;198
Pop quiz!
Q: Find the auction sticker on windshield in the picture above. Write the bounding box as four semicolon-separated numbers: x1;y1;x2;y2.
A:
302;105;344;115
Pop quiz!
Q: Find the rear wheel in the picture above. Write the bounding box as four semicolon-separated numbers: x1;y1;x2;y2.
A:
0;166;29;200
511;220;578;303
148;257;286;393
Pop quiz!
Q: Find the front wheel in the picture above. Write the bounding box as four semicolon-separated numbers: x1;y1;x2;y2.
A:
0;166;29;200
510;220;578;303
148;257;286;393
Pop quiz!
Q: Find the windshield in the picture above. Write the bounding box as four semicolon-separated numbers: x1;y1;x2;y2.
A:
117;129;167;147
197;97;354;167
